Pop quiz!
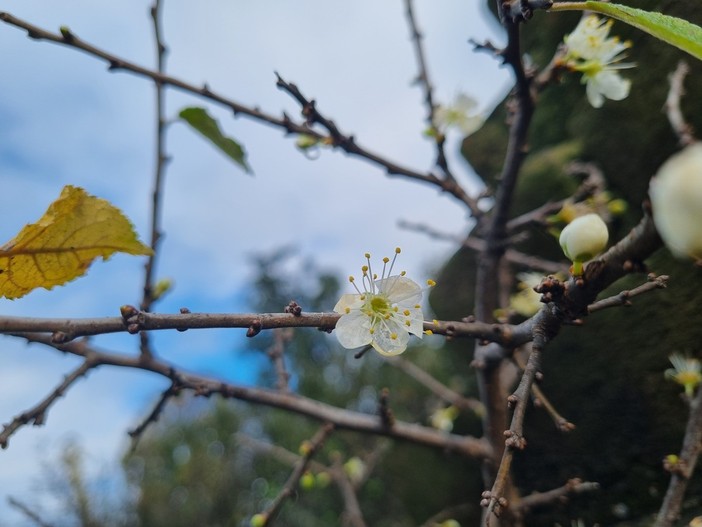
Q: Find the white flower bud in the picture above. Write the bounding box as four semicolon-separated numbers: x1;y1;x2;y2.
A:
649;143;702;260
559;213;609;274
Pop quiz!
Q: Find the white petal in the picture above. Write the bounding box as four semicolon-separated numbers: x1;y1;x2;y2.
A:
595;70;630;101
375;276;422;305
371;319;410;356
334;312;373;349
394;309;424;338
334;293;364;314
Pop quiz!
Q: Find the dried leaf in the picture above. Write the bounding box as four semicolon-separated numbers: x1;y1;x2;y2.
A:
0;185;152;299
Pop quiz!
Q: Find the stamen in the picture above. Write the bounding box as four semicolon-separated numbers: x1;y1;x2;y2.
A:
349;275;363;295
365;254;376;294
427;279;436;287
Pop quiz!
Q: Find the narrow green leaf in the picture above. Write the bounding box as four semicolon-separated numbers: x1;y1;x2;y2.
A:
179;107;252;174
550;2;702;61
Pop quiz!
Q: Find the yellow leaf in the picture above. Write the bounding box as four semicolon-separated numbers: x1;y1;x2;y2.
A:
0;185;152;299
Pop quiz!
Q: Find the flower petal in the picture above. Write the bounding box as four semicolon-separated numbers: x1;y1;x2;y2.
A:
371;319;410;356
333;293;364;314
334;312;373;349
376;276;422;305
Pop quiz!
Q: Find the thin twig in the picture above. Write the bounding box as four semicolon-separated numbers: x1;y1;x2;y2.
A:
139;0;170;358
330;454;368;527
655;384;702;526
588;274;669;314
256;423;334;526
274;72;481;215
12;332;493;459
128;378;182;450
404;0;459;186
267;328;292;392
398;220;567;274
7;497;55;527
0;359;94;448
514;478;599;514
664;60;696;147
0;11;479;212
388;356;484;414
234;432;329;474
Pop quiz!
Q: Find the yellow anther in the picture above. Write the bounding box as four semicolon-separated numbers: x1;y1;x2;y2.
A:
345;307;351;314
373;273;378;279
405;320;411;327
365;252;371;258
415;304;421;309
395;247;401;254
403;309;410;316
369;328;375;334
424;329;433;335
361;265;368;272
427;279;436;287
348;275;355;282
433;319;439;326
390;333;398;340
383;257;389;263
393;306;399;312
400;271;407;276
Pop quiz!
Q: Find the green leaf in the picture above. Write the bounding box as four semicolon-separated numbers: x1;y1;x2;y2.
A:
550;2;702;61
179;107;252;174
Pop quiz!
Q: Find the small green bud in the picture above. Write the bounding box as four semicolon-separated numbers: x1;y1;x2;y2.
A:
300;471;316;490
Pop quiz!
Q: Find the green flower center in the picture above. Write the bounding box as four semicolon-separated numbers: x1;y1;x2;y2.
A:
366;294;390;316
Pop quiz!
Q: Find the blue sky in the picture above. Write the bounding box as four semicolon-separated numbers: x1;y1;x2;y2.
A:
0;1;509;523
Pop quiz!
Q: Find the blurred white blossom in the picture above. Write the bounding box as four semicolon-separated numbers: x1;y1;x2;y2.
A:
665;353;702;398
433;93;484;136
509;272;544;317
649;143;702;261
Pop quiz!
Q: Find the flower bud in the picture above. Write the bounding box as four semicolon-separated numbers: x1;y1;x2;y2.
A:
559;213;609;275
649;143;702;260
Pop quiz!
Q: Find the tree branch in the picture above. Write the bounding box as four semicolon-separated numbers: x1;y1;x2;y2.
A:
0;11;479;211
9;332;493;459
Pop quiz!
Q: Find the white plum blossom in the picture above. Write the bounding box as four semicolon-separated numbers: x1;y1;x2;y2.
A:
433;93;484;136
509;272;544;317
649;143;702;261
563;15;633;108
559;213;609;275
334;249;433;356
